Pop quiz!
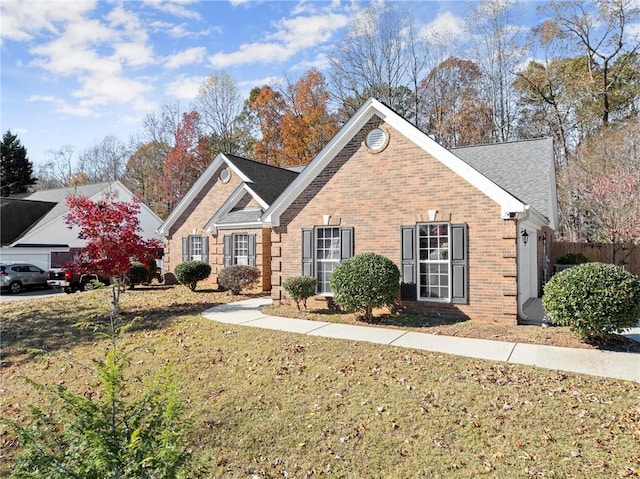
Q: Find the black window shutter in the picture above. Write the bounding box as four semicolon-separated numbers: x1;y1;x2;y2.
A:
248;234;256;267
401;225;417;300
182;236;189;262
202;235;209;264
451;223;468;304
223;235;232;267
340;227;354;261
302;228;314;276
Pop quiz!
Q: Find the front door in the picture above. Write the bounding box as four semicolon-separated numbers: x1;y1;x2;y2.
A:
517;226;538;311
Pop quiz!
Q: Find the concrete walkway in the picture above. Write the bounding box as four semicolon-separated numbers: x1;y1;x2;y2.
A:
202;297;640;383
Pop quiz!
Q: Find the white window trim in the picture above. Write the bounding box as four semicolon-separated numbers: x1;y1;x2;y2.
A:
417;223;451;303
315;226;341;296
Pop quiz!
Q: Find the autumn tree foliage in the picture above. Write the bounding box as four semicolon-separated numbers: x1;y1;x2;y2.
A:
124;142;169;219
64;194;161;290
162;111;211;208
250;69;338;167
419;57;493;147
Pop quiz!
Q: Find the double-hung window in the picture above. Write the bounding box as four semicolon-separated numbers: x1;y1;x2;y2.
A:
418;223;450;301
182;235;208;262
301;226;354;295
223;233;256;267
401;223;467;304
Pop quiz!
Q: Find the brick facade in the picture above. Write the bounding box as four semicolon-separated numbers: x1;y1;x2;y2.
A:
163;165;269;291
271;117;524;324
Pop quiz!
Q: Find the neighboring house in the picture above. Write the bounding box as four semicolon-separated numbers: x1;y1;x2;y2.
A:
262;98;558;324
157;153;299;291
0;181;163;271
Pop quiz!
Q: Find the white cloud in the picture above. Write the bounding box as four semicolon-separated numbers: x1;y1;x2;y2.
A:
0;0;96;43
209;12;348;68
210;42;291;68
14;2;157;118
165;75;207;100
164;46;207;69
141;0;201;20
269;13;349;48
421;11;465;40
28;94;96;117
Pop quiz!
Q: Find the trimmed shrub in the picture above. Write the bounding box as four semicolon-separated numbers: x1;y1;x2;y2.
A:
542;262;640;341
283;276;317;311
127;261;149;289
174;261;212;291
330;252;400;320
218;264;260;294
557;253;590;265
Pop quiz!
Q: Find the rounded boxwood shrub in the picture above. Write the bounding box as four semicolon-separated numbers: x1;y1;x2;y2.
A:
218;264;260;294
542;262;640;341
283;276;317;311
330;252;400;320
174;261;212;291
127;261;149;289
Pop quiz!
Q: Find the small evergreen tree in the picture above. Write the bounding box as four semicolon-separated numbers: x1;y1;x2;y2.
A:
0;130;37;196
3;301;206;478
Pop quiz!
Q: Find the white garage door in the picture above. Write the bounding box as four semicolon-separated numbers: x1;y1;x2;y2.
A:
0;253;50;271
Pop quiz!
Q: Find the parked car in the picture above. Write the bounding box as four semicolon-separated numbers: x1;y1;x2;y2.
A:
0;262;50;294
47;268;111;293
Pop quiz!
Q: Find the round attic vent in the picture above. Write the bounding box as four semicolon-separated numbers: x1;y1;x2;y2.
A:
219;167;231;183
365;127;389;152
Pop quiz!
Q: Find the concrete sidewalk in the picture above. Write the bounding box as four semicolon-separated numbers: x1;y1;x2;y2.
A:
202;297;640;383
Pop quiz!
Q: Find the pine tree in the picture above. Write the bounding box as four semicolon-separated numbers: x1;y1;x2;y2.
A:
0;130;36;196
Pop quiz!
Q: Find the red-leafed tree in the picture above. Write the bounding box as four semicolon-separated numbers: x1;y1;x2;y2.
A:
162;111;211;209
64;194;161;310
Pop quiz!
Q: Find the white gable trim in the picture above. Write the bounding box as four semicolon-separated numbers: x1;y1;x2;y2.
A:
203;184;267;233
263;98;531;227
158;154;226;237
157;153;260;237
13;181;163;245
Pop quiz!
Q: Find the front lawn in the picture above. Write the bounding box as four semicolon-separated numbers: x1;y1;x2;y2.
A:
1;286;639;478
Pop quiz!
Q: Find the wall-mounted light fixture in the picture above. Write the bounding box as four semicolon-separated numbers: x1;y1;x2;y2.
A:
539;234;547;245
521;229;529;245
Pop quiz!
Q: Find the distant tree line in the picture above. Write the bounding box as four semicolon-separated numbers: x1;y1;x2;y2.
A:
2;0;638;257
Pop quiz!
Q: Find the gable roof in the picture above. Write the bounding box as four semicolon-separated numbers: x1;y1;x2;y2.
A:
158;153;299;236
22;182;120;228
263;98;557;228
224;154;299;205
10;181;162;247
0;198;57;245
452;137;557;227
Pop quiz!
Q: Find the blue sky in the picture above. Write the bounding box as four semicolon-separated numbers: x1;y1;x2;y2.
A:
1;0;543;167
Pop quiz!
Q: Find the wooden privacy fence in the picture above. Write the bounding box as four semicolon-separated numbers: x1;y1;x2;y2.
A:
549;241;640;278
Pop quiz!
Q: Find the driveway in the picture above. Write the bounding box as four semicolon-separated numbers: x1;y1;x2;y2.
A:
0;288;64;303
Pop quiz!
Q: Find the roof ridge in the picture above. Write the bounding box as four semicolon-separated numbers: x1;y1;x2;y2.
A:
451;136;552;151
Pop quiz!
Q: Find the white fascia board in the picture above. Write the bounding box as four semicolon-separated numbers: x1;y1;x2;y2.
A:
263;99;382;227
13;181;116;246
202;185;257;232
264;98;528;226
157;153;227;236
548;158;559;231
209;221;264;233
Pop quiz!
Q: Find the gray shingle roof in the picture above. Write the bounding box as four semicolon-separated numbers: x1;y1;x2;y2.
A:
1;198;57;244
224;155;299;205
452;137;555;219
23;182;116;227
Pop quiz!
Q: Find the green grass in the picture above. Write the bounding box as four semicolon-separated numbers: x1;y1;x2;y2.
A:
1;287;639;478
